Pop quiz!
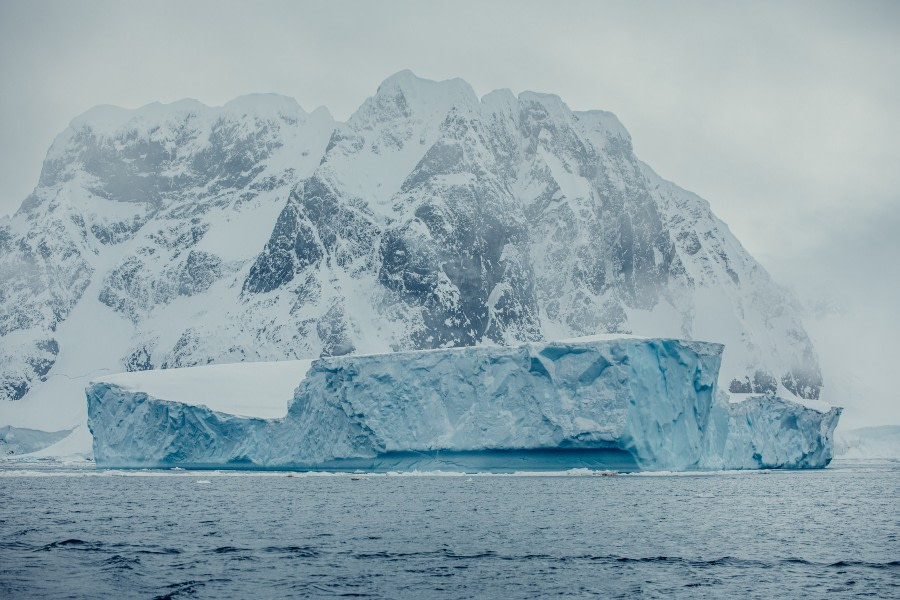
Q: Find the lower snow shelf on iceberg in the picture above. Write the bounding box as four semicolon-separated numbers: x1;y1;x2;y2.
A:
86;338;841;471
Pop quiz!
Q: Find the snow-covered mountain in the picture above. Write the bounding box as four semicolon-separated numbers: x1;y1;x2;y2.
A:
0;71;823;449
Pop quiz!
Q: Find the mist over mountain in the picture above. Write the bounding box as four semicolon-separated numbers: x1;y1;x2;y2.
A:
0;71;823;438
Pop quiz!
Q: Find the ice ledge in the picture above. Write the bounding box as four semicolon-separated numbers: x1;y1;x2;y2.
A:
86;338;840;472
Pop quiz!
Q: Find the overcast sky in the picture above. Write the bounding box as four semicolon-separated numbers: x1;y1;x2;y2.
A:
1;0;897;425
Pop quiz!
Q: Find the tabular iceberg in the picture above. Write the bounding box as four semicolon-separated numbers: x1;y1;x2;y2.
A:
86;338;840;471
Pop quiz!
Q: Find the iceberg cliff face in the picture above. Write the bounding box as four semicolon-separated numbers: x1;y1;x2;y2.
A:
713;396;840;469
87;338;839;471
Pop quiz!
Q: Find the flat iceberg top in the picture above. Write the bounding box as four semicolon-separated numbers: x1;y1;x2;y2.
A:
90;337;717;420
340;336;721;363
559;333;650;343
93;360;314;419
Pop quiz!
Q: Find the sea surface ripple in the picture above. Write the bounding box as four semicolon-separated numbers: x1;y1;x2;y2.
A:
0;459;897;598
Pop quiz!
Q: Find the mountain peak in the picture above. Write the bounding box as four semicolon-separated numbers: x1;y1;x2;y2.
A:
376;69;471;93
69;99;208;134
518;90;573;120
222;93;306;118
368;70;479;119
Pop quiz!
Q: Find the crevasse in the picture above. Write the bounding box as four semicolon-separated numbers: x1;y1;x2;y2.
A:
86;338;840;471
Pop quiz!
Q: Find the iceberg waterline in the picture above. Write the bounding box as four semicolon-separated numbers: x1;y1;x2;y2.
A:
86;338;840;471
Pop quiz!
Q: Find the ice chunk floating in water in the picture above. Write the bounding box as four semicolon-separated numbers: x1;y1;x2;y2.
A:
86;338;840;471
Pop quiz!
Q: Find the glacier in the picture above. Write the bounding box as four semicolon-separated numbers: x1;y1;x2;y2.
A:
834;426;900;460
87;337;840;471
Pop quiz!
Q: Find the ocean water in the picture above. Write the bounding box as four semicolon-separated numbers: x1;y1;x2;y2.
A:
0;460;897;599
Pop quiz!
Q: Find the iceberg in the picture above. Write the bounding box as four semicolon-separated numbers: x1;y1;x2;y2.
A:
0;425;74;456
86;338;840;471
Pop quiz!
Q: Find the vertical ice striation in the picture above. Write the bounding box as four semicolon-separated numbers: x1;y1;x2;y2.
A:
712;396;841;469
